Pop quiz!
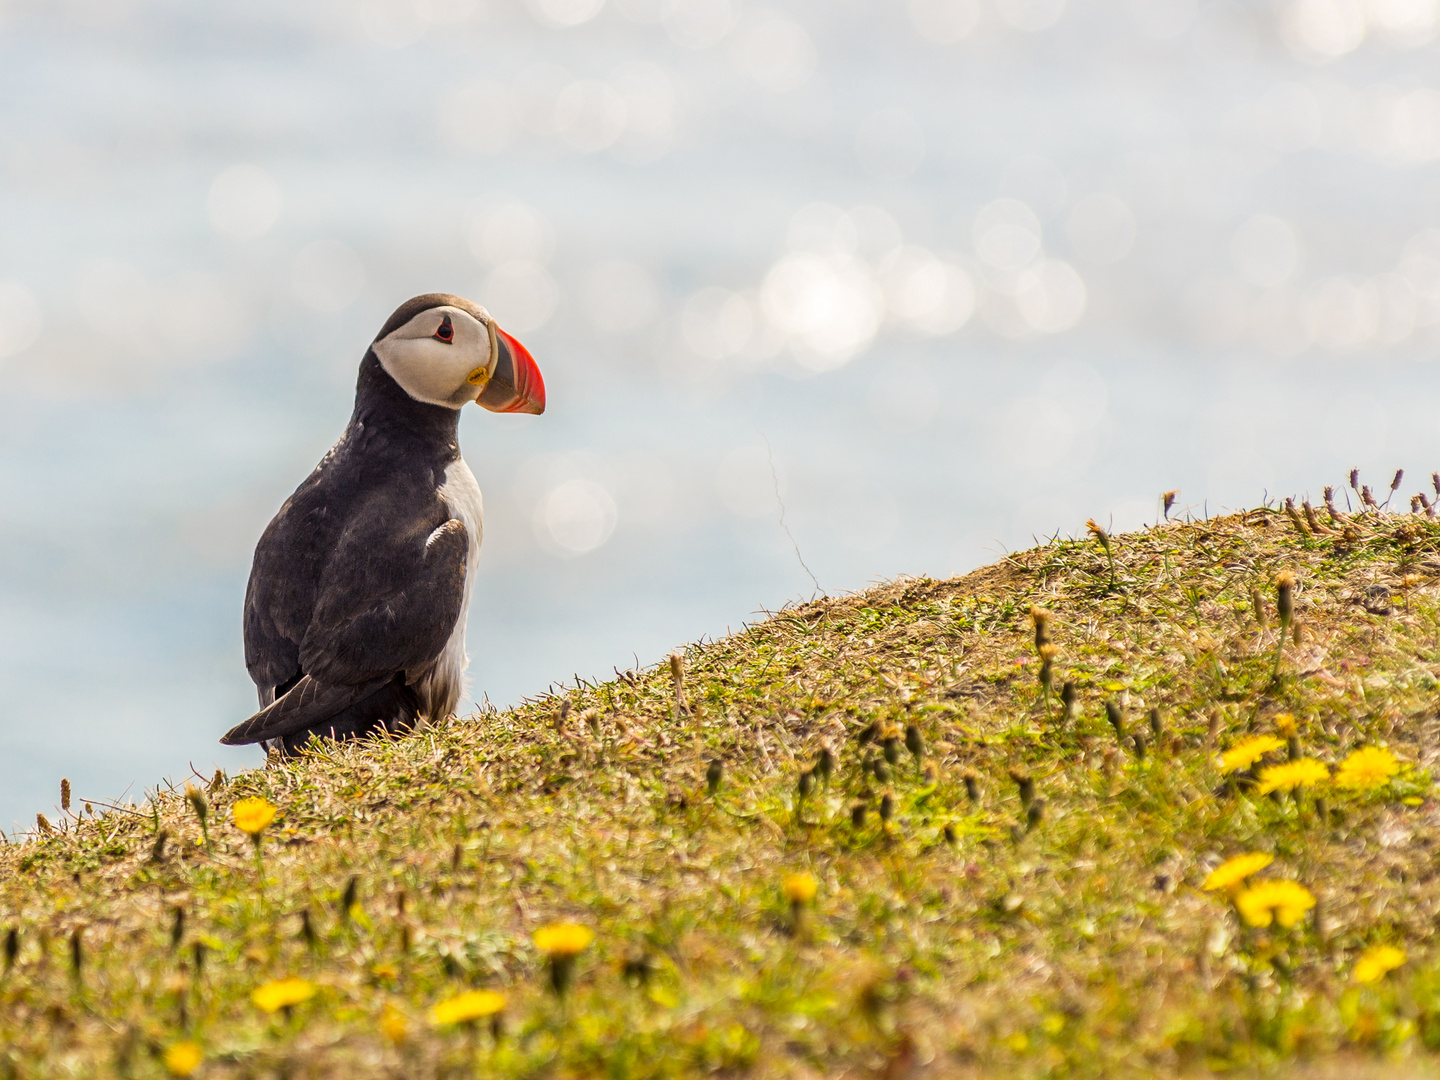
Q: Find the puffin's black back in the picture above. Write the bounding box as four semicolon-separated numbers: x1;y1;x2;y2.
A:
230;297;476;752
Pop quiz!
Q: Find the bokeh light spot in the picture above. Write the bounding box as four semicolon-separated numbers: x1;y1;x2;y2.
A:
536;479;617;555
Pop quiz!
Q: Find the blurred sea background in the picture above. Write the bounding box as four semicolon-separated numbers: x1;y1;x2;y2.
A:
1;0;1438;830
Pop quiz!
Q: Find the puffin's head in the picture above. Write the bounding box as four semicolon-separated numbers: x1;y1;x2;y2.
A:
370;293;545;414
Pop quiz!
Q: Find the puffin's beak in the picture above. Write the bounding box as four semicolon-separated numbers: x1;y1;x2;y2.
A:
476;325;546;415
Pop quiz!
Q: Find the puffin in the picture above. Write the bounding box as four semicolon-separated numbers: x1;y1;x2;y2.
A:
220;293;544;755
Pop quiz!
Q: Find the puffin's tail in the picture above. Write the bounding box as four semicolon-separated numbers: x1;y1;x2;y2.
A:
220;674;420;756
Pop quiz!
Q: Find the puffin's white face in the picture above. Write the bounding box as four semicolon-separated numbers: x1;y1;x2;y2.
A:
372;302;546;414
372;304;495;409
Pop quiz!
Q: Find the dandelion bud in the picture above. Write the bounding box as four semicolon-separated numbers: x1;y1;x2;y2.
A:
857;720;879;746
816;745;835;783
1086;519;1110;550
171;907;185;951
150;829;169;863
942;823;957;844
879;792;894;823
60;778;71;814
1292;619;1303;645
905;724;923;761
1284;498;1310;536
4;927;18;971
1026;798;1045;833
1009;769;1034;809
1060;681;1077;724
1038;644;1058;693
797;769;814;800
1149;706;1163;741
299;909;316;948
1131;732;1147;760
210;768;224;790
1275;570;1295;626
84;802;93;817
192;939;206;978
35;813;52;836
871;757;890;783
963;771;980;804
1105;700;1125;742
1030;606;1053;651
1251;588;1267;630
882;730;900;766
185;784;208;827
1162;490;1178;519
69;928;82;982
850;803;867;828
669;652;686;718
706;758;723;795
340;876;360;919
452;842;464;872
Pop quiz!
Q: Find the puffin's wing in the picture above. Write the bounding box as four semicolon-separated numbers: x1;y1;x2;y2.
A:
220;519;469;746
242;479;331;701
296;517;470;687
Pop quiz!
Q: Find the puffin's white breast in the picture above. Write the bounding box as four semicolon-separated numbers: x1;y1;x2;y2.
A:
419;456;484;720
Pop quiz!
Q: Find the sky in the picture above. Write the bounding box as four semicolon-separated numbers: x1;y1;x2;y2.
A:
1;0;1438;830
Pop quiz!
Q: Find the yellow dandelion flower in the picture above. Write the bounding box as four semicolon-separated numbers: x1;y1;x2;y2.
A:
1353;945;1406;985
1336;747;1400;790
163;1041;204;1077
1256;758;1330;794
532;923;594;958
232;798;277;835
250;976;317;1013
1202;852;1273;892
1274;713;1298;737
783;872;818;905
429;989;506;1025
1220;735;1285;774
1235;880;1316;928
380;1002;409;1043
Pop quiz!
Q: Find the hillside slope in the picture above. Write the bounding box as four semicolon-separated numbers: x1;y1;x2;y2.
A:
5;501;1440;1078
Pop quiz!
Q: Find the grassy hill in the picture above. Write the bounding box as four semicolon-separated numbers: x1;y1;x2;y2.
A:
6;496;1440;1078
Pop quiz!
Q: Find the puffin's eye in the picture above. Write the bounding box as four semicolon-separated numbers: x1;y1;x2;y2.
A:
434;315;455;344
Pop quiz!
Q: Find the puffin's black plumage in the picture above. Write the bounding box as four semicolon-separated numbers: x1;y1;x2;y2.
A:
222;293;544;754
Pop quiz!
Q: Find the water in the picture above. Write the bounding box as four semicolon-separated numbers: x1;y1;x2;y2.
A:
1;0;1438;830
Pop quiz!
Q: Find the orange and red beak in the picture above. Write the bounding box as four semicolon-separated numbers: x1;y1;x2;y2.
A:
476;325;545;415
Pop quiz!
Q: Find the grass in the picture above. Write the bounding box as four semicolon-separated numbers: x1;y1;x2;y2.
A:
6;490;1440;1078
